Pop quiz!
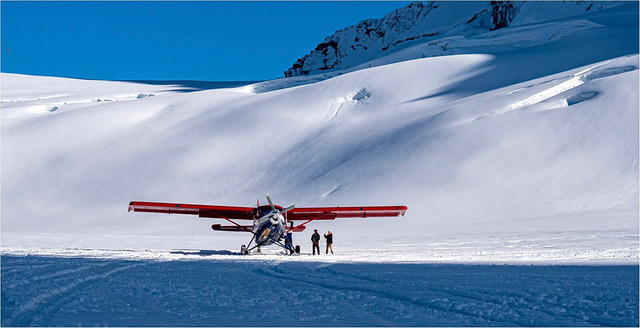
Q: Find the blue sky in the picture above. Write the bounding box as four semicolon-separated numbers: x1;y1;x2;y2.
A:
1;1;411;81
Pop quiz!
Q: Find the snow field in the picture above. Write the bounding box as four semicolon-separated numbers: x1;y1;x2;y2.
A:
1;255;638;326
2;226;637;264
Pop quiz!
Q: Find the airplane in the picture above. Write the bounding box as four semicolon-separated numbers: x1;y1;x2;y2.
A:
128;194;407;255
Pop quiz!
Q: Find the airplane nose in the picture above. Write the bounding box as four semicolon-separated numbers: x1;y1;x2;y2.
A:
270;214;282;225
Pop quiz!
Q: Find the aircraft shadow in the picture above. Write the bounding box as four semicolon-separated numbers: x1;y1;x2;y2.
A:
170;249;239;256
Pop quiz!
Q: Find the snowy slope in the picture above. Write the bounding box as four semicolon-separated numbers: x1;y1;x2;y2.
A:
1;2;638;263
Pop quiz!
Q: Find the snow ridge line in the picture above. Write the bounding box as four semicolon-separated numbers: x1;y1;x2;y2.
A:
506;73;585;111
504;62;638;112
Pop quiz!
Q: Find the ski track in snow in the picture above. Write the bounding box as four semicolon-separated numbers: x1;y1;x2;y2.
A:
2;258;148;326
1;255;637;327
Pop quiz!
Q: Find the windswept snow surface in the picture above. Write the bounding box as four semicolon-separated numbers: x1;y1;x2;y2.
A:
1;0;639;258
2;255;638;327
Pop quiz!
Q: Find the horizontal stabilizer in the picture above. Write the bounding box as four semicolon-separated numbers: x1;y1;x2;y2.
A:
211;224;253;232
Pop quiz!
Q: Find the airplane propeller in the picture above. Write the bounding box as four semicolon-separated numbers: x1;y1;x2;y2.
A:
266;193;276;212
265;193;296;223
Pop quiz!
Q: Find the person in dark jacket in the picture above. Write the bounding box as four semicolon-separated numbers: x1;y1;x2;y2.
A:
324;230;334;254
311;229;320;255
284;222;294;254
284;231;293;254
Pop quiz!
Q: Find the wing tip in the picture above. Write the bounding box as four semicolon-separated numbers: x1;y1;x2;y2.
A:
399;206;408;217
128;201;145;212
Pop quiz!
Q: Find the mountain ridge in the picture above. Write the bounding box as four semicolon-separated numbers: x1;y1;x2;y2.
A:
284;1;621;77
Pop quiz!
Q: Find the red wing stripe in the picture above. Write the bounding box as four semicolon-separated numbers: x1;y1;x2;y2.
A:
287;206;407;220
292;210;403;215
130;204;199;214
128;201;255;219
129;201;253;212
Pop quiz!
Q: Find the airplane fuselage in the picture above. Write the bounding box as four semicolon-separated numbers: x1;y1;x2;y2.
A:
252;205;287;246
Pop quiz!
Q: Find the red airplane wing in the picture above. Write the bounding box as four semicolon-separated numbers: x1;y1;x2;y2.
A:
128;201;255;220
286;206;407;221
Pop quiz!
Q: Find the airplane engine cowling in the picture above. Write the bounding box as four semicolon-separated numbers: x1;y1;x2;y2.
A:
270;214;282;225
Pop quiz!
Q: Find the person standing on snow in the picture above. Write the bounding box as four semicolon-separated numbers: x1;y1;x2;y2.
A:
285;222;294;254
324;230;334;254
311;229;321;255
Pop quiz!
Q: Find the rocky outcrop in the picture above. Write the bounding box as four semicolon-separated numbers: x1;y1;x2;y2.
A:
490;1;519;30
284;1;613;77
